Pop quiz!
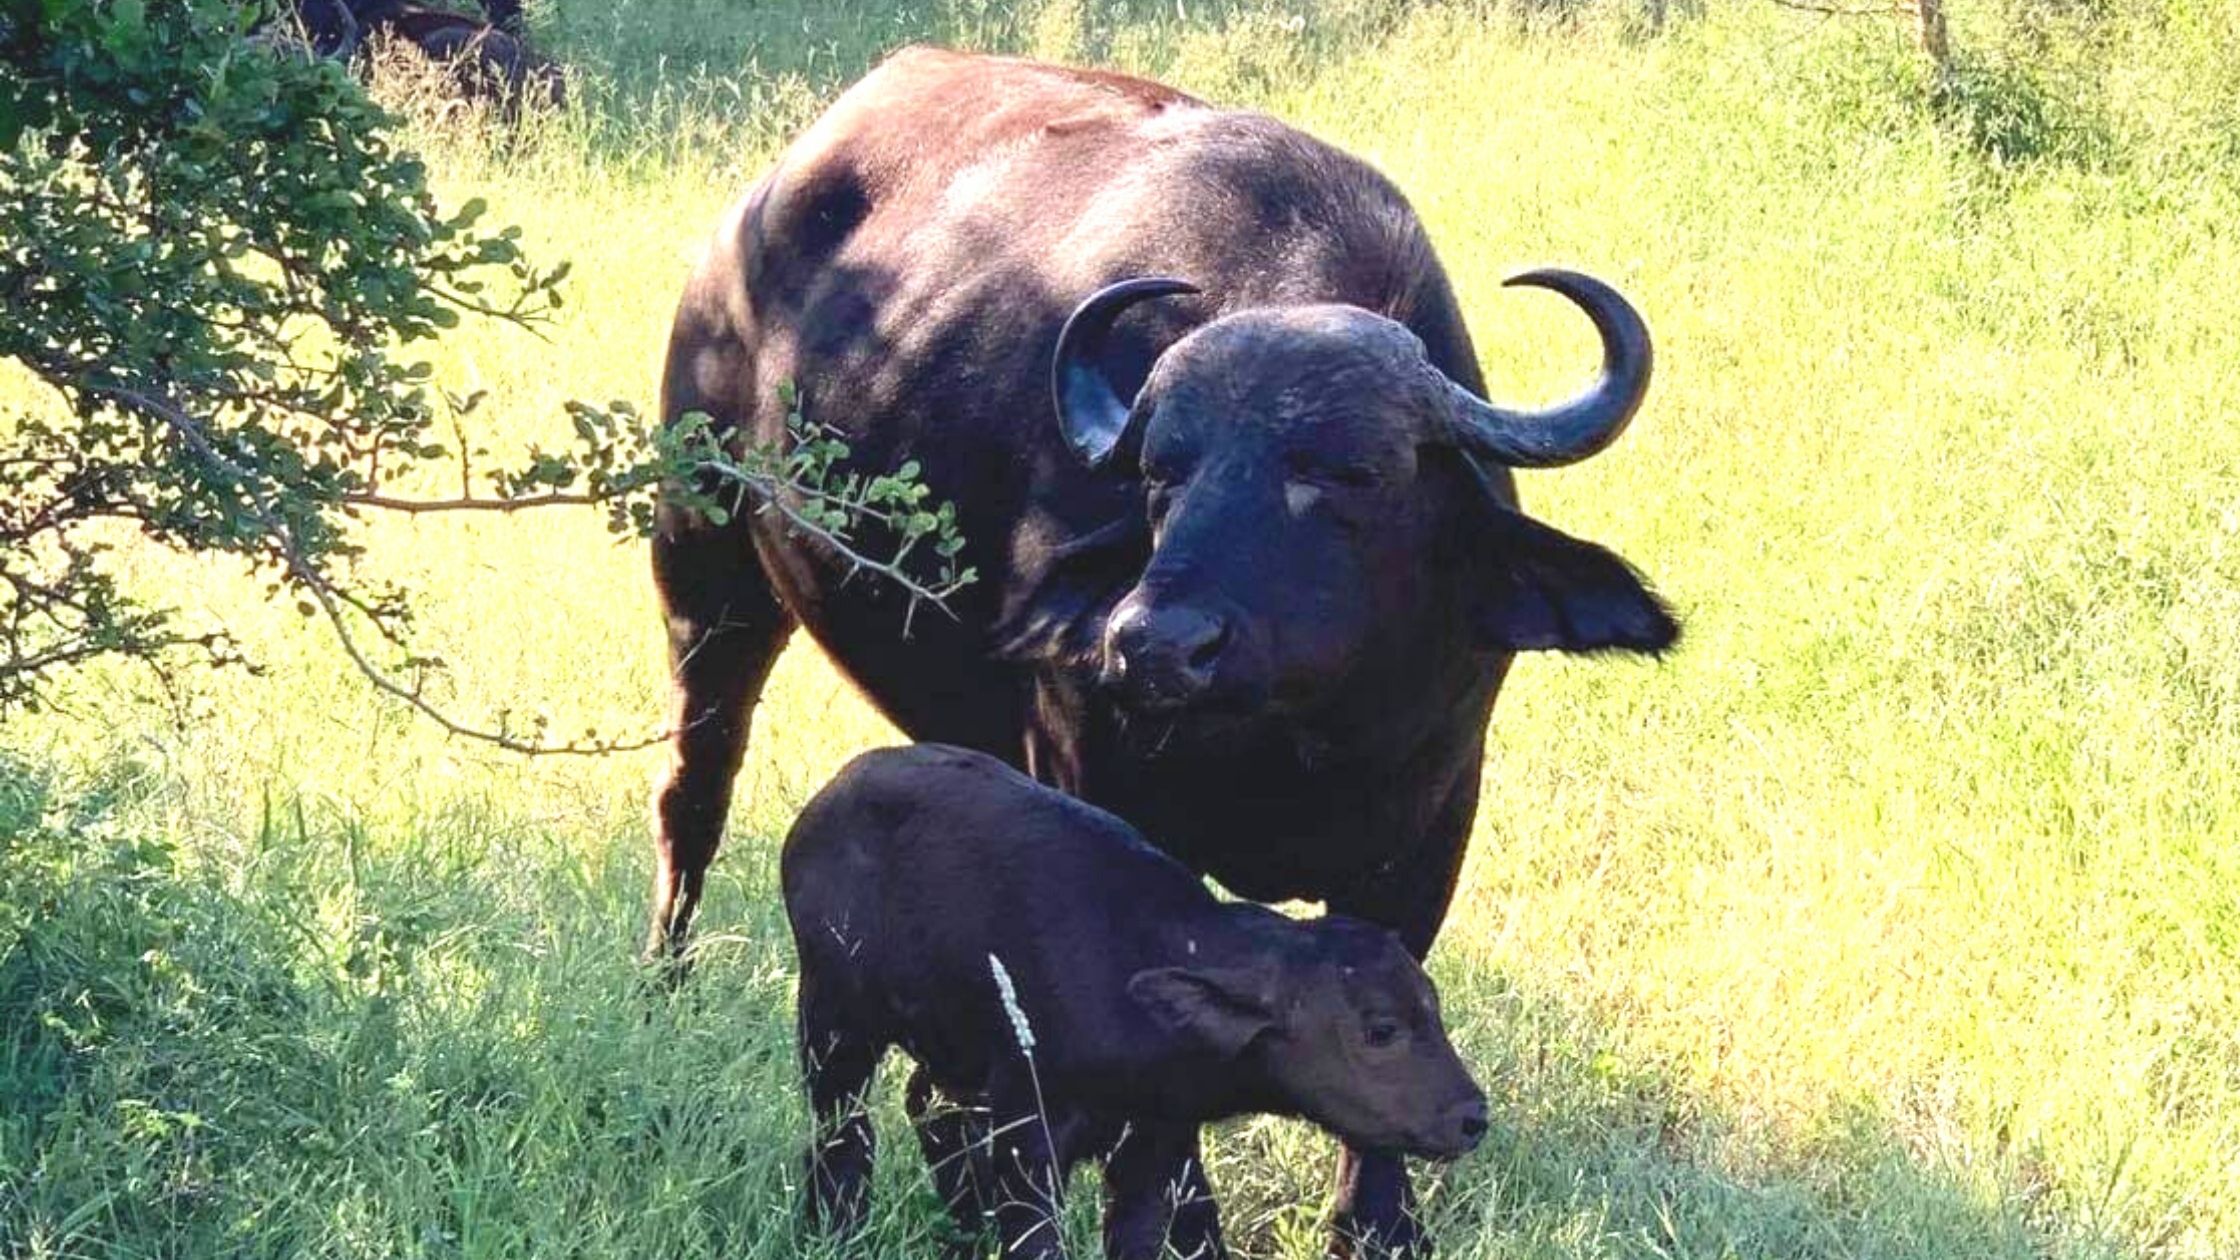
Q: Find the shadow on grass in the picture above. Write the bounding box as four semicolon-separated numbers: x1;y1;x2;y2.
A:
0;764;2146;1259
1261;961;2141;1260
0;760;792;1258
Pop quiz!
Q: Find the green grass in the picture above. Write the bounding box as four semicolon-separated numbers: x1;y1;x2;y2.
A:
6;1;2240;1257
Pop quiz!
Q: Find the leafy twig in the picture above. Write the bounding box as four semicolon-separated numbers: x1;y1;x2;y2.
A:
75;384;972;756
91;382;667;755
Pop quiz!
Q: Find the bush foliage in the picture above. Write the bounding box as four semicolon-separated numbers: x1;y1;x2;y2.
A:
0;0;966;737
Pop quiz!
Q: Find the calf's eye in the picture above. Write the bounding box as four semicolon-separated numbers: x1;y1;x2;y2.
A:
1365;1020;1402;1048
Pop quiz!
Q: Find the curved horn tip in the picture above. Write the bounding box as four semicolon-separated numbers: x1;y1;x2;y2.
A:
1499;266;1651;370
1050;276;1203;470
1501;267;1613;298
1446;267;1653;469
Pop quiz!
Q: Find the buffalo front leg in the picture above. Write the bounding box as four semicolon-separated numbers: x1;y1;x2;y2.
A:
646;509;794;963
1326;1149;1422;1260
1326;769;1481;1258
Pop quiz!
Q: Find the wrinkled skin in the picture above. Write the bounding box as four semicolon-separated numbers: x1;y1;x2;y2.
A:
787;745;1488;1259
650;47;1675;1256
1105;310;1470;722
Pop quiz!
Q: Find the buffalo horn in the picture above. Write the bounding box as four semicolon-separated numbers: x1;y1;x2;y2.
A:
1051;276;1199;469
1448;269;1652;468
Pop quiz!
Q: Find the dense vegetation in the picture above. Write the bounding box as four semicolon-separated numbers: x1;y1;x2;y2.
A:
0;0;597;710
4;1;2236;1257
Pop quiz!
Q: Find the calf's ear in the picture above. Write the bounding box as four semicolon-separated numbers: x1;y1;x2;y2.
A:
1127;965;1277;1058
1470;507;1678;655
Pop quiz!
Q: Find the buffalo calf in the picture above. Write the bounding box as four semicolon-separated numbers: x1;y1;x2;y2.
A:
783;744;1486;1260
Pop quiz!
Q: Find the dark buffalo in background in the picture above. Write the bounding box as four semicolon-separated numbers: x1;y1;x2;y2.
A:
285;0;561;113
651;47;1676;1256
373;8;563;114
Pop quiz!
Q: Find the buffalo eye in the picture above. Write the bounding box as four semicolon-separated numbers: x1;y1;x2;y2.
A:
1364;1018;1403;1049
1145;482;1176;524
1284;454;1382;491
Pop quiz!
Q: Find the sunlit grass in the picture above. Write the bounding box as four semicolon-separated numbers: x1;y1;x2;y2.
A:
5;2;2238;1257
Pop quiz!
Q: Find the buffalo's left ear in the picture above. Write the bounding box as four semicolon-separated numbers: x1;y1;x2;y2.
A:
1471;508;1678;654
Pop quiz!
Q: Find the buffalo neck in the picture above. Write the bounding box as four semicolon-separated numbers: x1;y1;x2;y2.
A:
1069;624;1499;906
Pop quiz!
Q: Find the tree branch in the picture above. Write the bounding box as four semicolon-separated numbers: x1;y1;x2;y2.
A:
1769;0;1908;16
692;450;972;623
87;382;672;756
342;490;608;513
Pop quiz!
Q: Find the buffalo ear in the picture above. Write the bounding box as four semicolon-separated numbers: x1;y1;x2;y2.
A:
1127;964;1279;1058
1470;508;1678;654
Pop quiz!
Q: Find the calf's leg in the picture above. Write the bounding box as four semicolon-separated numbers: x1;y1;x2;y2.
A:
1102;1123;1226;1260
907;1066;996;1260
985;1075;1072;1260
798;973;883;1238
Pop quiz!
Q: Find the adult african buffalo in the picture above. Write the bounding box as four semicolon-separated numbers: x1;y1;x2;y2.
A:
650;47;1674;1257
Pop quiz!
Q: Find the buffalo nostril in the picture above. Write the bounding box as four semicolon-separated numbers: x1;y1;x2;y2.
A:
1453;1097;1489;1150
1102;605;1150;683
1182;617;1230;674
1104;600;1229;706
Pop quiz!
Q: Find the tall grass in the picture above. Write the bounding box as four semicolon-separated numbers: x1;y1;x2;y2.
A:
5;2;2238;1257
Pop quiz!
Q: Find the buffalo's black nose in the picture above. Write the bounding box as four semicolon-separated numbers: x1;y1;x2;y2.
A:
1103;601;1231;709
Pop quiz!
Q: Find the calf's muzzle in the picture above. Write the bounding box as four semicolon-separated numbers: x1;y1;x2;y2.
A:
1441;1093;1491;1157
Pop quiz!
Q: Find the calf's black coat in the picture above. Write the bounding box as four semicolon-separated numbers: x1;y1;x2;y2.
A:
785;745;1485;1260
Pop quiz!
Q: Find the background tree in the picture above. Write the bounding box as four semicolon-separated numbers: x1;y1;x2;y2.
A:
0;0;965;748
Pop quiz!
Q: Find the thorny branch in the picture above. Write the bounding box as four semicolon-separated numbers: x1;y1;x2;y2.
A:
87;383;651;754
341;490;607;512
73;385;971;756
1769;0;1953;81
